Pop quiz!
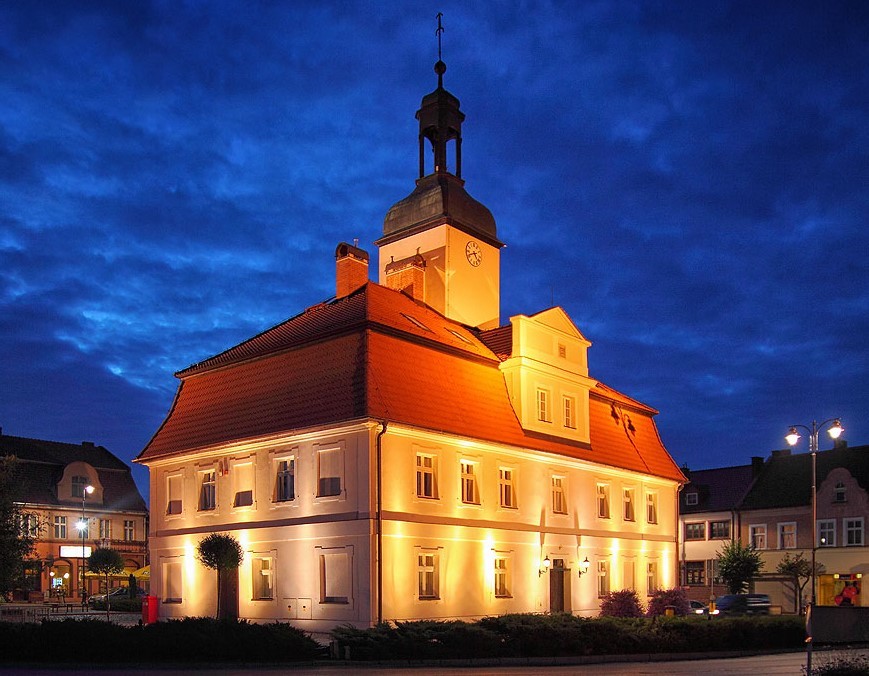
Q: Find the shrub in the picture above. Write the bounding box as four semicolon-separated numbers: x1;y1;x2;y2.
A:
600;589;644;617
647;587;691;616
811;653;869;676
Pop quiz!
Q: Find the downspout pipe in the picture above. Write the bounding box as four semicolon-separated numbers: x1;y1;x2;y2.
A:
375;420;388;625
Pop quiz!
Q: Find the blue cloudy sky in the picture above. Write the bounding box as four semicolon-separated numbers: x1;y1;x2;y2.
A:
2;1;867;500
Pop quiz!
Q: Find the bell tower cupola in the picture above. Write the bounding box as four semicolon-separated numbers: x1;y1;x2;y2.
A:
376;14;503;330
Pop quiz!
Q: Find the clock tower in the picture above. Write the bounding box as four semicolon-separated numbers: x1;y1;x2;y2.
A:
375;58;503;330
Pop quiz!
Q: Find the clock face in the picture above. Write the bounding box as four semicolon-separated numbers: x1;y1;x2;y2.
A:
465;241;482;267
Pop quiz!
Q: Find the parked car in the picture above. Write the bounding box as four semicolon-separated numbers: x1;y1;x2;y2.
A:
711;593;771;616
689;600;709;615
88;586;144;605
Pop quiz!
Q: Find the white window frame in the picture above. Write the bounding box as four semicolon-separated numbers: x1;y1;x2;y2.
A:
99;519;112;540
460;460;479;505
536;388;551;423
845;517;864;547
597;483;610;519
123;520;135;541
646;491;658;524
198;469;217;511
563;395;576;429
818;519;836;547
623;488;635;522
597;559;610;597
162;558;183;604
54;516;67;539
316;446;344;499
417;549;440;600
318;547;352;605
166;473;183;516
551;475;567;514
494;553;512;598
685;492;698;506
231;460;255;508
274;456;296;503
499;467;517;509
416;453;438;499
251;554;275;601
778;522;797;549
750;524;767;550
647;560;658;594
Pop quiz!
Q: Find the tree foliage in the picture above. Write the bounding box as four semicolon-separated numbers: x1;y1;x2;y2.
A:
777;552;817;613
0;456;38;596
647;587;692;616
716;540;764;594
196;533;243;620
88;547;125;619
599;588;644;617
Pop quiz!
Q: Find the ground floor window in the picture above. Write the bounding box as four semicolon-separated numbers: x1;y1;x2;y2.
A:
162;559;183;603
685;560;705;585
319;549;351;604
251;556;274;600
417;550;440;600
494;554;511;598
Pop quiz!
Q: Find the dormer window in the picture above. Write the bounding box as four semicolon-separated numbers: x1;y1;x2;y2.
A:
834;482;846;503
71;475;90;499
685;492;699;506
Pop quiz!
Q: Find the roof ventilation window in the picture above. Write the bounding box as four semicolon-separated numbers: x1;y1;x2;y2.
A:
446;328;472;344
401;313;432;333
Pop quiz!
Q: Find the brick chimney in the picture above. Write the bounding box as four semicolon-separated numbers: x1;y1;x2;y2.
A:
385;251;426;301
335;242;369;298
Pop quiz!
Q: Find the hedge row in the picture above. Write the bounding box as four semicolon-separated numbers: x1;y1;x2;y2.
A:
330;614;806;661
0;618;320;663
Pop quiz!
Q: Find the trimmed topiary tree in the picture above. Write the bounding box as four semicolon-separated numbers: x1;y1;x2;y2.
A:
599;588;643;617
647;586;691;616
88;547;125;620
196;533;243;620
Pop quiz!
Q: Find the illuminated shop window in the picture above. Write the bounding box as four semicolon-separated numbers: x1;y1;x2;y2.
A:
551;476;567;514
499;468;517;508
274;458;295;502
416;454;438;499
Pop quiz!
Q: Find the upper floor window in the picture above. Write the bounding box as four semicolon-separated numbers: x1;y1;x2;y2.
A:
646;492;658;524
499;468;516;508
416;454;438;499
551;476;567;514
536;389;551;423
166;474;183;515
199;470;216;511
563;396;576;429
233;462;254;507
123;520;135;541
317;448;342;498
19;513;39;538
99;519;112;540
623;488;635;522
778;522;797;549
274;458;296;502
818;519;836;547
461;461;479;505
710;520;730;539
834;482;846;503
685;492;698;506
54;516;67;539
597;484;610;519
845;518;864;547
71;475;90;499
750;524;767;550
685;522;705;540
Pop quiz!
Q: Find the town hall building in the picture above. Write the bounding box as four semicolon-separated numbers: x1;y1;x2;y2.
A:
136;56;685;631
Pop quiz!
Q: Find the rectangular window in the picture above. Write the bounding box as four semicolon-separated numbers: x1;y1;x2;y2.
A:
778;522;797;549
317;448;342;497
494;555;511;598
597;560;610;597
319;551;351;604
686;560;706;585
77;519;89;539
685;492;698;506
99;519;112;540
54;516;67;539
123;520;135;541
834;482;846;503
597;483;610;519
646;492;658;524
417;550;439;600
163;560;183;603
536;388;551;422
563;396;576;429
233;462;254;507
167;474;183;515
274;458;295;502
818;520;836;547
71;475;90;499
647;561;658;593
623;488;635;522
499;468;517;508
461;461;479;504
845;518;864;546
199;470;216;511
252;556;274;600
19;513;39;538
750;524;767;550
551;476;567;514
710;520;731;539
685;522;706;541
416;454;438;499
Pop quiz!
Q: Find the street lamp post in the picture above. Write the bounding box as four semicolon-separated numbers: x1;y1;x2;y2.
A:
785;418;843;676
76;485;95;605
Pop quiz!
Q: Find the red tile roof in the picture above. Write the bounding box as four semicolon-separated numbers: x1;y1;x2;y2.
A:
138;283;684;483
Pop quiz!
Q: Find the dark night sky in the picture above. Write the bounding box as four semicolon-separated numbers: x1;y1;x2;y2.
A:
2;2;867;501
